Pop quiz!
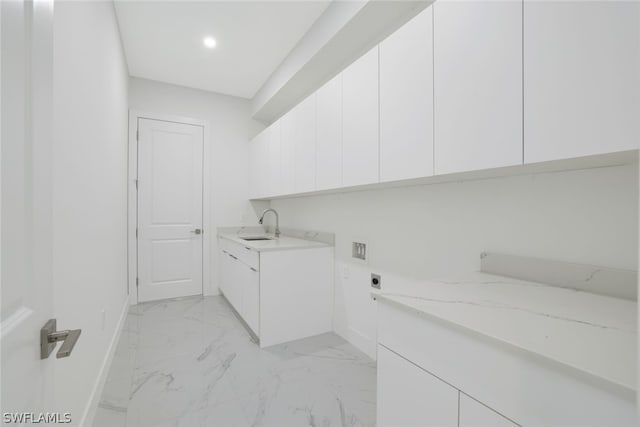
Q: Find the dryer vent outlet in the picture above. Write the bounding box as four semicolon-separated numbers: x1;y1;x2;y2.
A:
371;273;381;290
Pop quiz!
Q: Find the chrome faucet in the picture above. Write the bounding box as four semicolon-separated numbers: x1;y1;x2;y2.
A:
258;208;280;238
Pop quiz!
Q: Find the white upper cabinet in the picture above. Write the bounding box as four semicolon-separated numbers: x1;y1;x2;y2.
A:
342;46;380;187
524;1;640;163
265;120;281;197
280;108;296;196
316;74;343;191
249;130;268;199
248;135;260;199
294;94;317;193
434;0;523;175
380;6;434;182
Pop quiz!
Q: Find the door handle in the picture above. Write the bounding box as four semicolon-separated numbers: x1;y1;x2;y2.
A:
40;319;82;359
191;228;202;235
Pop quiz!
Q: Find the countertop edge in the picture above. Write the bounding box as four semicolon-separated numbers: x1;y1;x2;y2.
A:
375;292;636;397
218;233;332;252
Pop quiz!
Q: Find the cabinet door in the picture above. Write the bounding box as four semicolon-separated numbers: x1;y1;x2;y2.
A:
459;393;517;427
316;74;342;191
434;0;522;174
280;109;296;195
380;6;434;182
377;345;458;427
248;139;257;199
248;132;266;199
242;265;260;336
266;120;281;197
218;249;230;297
524;1;640;163
225;254;242;313
342;46;379;187
294;94;317;193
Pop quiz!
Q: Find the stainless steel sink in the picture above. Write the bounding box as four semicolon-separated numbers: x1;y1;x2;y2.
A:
241;236;274;241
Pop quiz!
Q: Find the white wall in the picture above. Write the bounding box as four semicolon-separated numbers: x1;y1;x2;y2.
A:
270;164;639;358
128;77;267;296
52;1;129;424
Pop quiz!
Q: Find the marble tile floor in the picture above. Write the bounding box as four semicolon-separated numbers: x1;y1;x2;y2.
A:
93;295;376;427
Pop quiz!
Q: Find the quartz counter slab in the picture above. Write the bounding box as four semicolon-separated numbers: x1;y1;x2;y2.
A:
218;232;331;252
375;272;636;393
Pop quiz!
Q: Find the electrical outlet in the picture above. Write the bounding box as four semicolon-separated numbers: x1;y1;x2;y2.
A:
352;242;367;260
371;273;381;289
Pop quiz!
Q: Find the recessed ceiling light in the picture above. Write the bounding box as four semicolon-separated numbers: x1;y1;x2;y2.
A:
203;37;217;49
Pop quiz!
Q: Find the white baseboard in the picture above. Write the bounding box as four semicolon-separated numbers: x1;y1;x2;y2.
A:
334;324;377;361
203;283;221;297
79;296;130;426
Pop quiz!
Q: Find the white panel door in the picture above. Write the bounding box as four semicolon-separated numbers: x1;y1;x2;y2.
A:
459;393;518;427
524;1;640;163
434;0;522;175
380;6;434;182
342;46;379;187
294;94;317;193
316;74;343;191
137;118;203;302
1;0;56;417
377;345;459;427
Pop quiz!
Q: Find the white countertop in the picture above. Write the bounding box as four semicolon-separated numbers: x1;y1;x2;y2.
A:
375;272;637;393
218;232;331;252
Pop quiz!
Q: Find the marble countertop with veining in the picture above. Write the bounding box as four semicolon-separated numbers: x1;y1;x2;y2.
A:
218;232;331;252
375;272;637;393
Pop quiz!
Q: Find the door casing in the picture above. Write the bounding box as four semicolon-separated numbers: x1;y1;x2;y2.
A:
127;110;211;305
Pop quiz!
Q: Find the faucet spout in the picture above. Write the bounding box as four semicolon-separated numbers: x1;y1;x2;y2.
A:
259;208;280;238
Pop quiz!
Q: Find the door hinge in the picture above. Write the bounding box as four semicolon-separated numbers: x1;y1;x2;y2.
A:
136;277;139;287
135;179;139;190
136;130;139;141
135;228;138;238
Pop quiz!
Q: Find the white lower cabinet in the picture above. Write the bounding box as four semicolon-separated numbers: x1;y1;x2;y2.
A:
241;263;260;334
377;300;636;427
218;237;333;347
459;393;517;427
377;345;458;427
378;345;517;427
219;248;256;334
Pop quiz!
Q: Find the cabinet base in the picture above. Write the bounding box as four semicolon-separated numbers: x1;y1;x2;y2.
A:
219;292;260;345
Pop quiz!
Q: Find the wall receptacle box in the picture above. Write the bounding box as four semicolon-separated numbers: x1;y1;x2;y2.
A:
371;273;381;289
352;242;366;260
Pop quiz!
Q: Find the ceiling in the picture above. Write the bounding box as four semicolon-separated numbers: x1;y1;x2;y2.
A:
114;1;331;99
